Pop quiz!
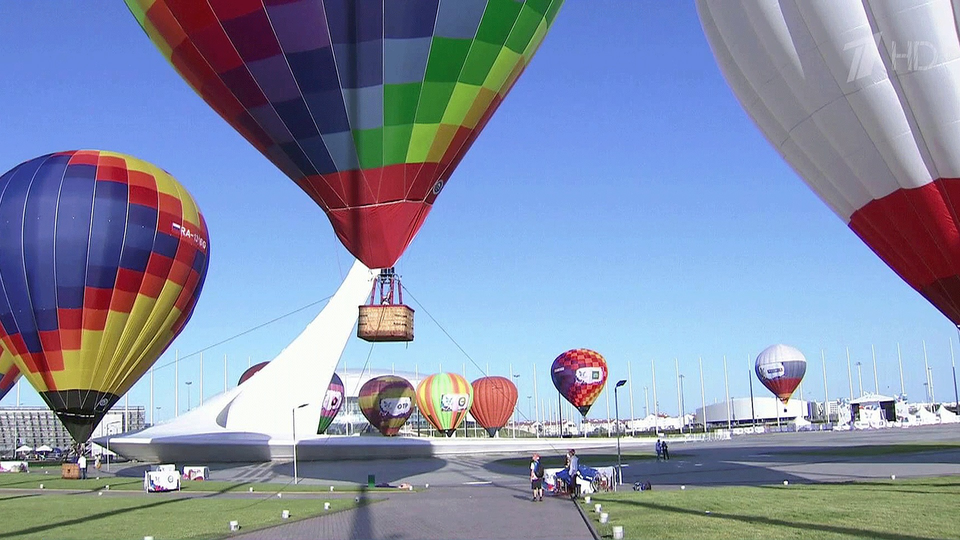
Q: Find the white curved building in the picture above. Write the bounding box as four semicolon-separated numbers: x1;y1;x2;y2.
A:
694;397;811;427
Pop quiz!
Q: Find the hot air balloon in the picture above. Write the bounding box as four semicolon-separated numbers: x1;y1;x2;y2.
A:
238;362;269;386
317;372;345;434
755;344;807;404
358;375;415;436
698;1;960;327
0;150;210;442
125;0;566;341
416;372;473;436
470;375;518;437
0;347;20;402
551;349;608;416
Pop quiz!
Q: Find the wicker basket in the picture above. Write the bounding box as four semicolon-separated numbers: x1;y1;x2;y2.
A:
61;463;80;479
358;304;415;342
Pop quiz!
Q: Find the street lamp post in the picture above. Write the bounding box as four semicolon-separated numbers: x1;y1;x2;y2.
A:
292;403;309;484
614;380;627;486
185;381;193;412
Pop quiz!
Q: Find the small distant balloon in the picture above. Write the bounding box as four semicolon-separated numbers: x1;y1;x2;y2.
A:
358;375;414;436
755;345;806;403
551;349;608;415
416;373;473;437
317;372;344;435
238;362;269;386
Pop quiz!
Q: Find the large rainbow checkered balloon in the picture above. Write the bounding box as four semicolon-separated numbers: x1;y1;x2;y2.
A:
0;151;210;442
124;0;565;269
551;349;607;416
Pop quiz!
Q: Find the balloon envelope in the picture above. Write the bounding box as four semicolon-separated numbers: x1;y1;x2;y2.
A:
0;150;210;442
358;375;414;436
238;362;269;386
125;0;565;269
470;375;517;437
698;1;960;325
0;347;20;403
317;372;345;434
416;372;473;437
551;349;607;416
755;344;806;403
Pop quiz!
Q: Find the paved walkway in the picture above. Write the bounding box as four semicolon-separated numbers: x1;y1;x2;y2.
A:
233;483;592;540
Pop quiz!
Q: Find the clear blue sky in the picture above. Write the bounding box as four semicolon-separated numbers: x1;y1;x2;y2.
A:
1;2;957;423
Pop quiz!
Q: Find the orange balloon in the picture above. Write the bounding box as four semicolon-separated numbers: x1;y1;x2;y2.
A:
470;376;518;437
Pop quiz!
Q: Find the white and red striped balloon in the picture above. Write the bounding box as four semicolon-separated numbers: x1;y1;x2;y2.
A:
698;0;960;324
755;344;807;403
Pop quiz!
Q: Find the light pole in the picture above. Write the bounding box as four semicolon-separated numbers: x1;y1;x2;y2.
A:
614;380;627;486
185;381;193;412
527;395;532;422
292;403;309;484
155;406;162;424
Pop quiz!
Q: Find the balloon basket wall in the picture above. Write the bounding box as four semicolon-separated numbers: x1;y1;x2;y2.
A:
358;305;414;342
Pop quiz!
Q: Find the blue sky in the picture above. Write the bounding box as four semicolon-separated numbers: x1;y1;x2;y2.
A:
1;2;958;423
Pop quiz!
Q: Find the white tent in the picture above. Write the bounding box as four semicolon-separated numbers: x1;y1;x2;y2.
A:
35;445;53;453
15;445;32;453
917;406;940;425
936;406;960;424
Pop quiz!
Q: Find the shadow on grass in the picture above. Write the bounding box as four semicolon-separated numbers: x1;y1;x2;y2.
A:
0;479;250;539
607;498;942;540
0;493;41;502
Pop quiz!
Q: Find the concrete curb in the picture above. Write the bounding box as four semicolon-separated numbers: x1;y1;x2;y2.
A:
572;497;601;540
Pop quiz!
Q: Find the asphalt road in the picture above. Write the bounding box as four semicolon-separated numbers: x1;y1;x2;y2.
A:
101;424;960;540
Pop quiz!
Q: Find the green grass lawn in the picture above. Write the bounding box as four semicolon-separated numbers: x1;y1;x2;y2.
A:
583;476;960;539
496;453;663;469
784;443;960;458
0;472;407;493
0;493;367;540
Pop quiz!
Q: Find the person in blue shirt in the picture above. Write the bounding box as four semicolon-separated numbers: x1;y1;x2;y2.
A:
568;449;580;498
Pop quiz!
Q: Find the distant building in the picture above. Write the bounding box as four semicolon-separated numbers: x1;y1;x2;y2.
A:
694;397;811;427
1;406;145;456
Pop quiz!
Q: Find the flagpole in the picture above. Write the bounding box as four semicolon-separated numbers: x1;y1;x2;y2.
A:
952;334;960;412
675;358;683;434
871;345;879;395
897;343;905;397
821;349;829;422
533;363;540;438
175;350;179;418
747;354;756;427
150;365;155;425
723;355;731;430
627;361;635;436
699;357;707;432
923;340;933;403
846;347;854;402
199;352;204;406
652;359;659;435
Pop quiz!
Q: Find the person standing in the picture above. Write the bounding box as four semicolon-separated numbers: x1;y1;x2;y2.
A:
655;439;663;462
662;440;670;461
530;453;544;501
568;449;580;498
77;453;87;480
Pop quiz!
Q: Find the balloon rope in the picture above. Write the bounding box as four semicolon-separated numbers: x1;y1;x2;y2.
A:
149;294;335;374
